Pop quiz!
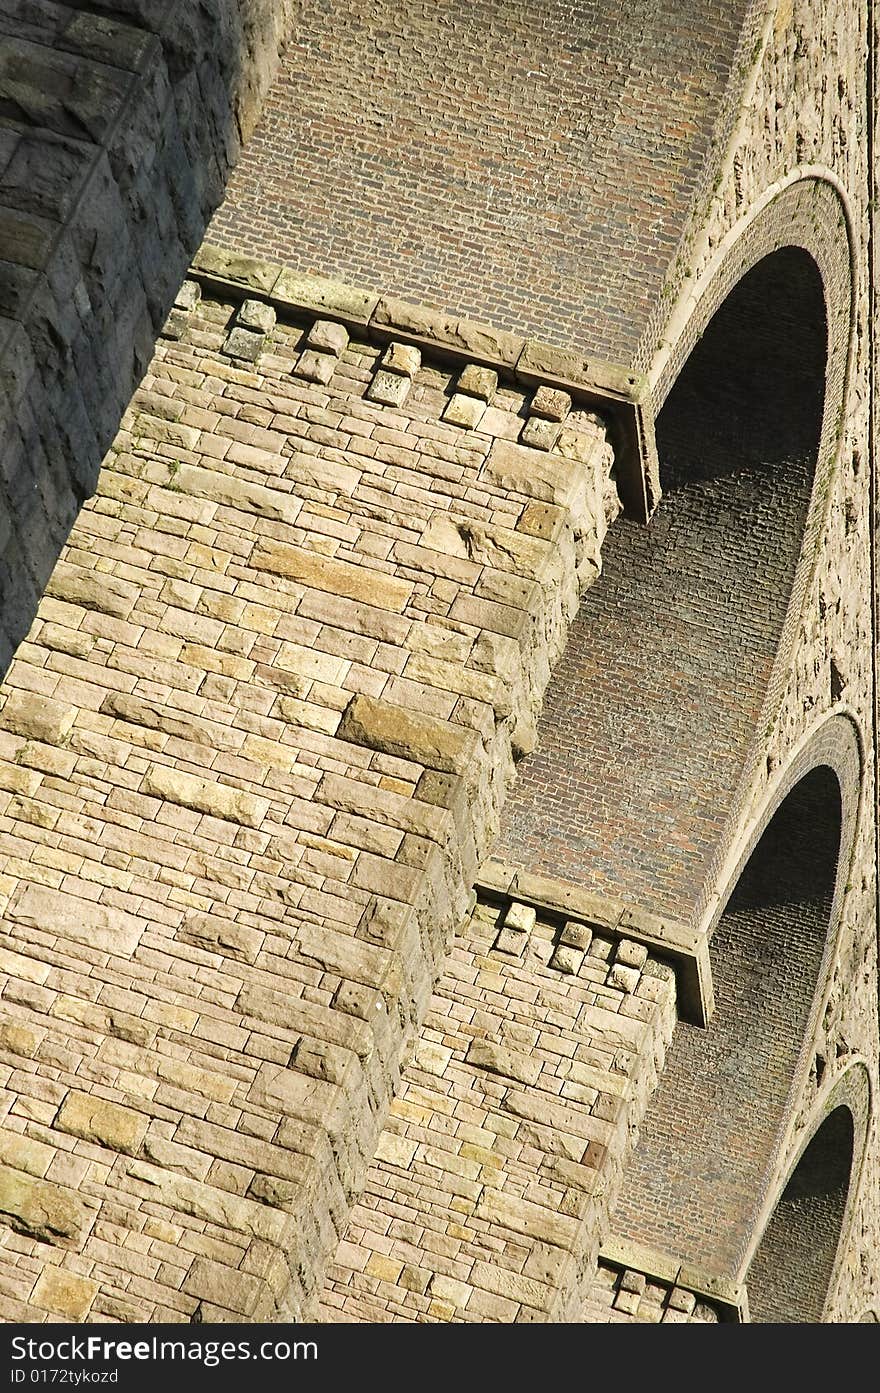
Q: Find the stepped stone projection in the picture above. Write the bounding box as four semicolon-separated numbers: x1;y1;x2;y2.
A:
0;0;878;1325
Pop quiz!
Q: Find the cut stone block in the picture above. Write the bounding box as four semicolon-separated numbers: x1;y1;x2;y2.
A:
550;944;584;975
530;384;571;421
560;920;593;951
367;368;411;406
466;1038;541;1086
607;962;641;993
615;938;649;970
494;926;528;957
307;319;349;356
31;1268;98;1320
0;1165;92;1245
338;693;475;774
237;298;275;334
295;347;337;384
443;392;485;429
504;901;536;934
520;416;561;451
56;1091;147;1156
222;326;264;361
1;691;75;744
457;363;498;400
173;279;201;312
143;765;270;828
381;341;421;378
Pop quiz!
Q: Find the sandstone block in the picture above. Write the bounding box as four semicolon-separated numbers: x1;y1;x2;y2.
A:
295;348;336;384
250;540;412;612
457;364;498;401
0;1131;54;1178
307;319;349;356
381;342;421;378
46;563;138;618
556;423;603;464
0;1021;42;1057
0;1165;91;1244
615;938;649;970
504;901;536;933
172;463;301;526
177;913;263;965
338;693;476;774
0;691;75;744
31;1267;97;1320
494;926;527;957
607;963;641;993
237;299;275;334
143;765;270;828
129;1162;289;1245
374;1134;417;1169
443;392;485;429
560;920;593;951
273;269;379;327
476;1187;579;1248
183;1258;271;1318
56;1091;147;1156
223;326;264;361
550;944;584;975
193;244;282;293
471;1261;552;1311
484;438;578;506
10;884;143;956
174;280;201;311
367;369;410;406
520;416;561;451
530;385;572;421
466;1038;541;1086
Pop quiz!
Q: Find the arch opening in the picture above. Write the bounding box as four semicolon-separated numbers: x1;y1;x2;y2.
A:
746;1105;854;1323
495;244;830;927
609;762;844;1279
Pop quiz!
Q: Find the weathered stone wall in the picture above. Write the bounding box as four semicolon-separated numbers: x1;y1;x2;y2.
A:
0;0;294;672
0;0;876;1326
0;265;617;1321
320;894;678;1322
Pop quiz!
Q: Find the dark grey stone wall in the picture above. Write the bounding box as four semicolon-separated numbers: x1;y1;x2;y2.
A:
0;0;294;670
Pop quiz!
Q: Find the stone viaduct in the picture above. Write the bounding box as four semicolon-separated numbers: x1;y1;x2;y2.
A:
0;0;877;1323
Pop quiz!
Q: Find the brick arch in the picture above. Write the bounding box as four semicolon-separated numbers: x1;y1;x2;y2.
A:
495;179;855;933
609;715;863;1283
745;1060;871;1322
653;174;857;930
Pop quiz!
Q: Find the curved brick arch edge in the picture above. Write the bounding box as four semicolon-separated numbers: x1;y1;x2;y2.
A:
608;712;865;1278
701;709;864;949
654;177;858;934
741;1058;872;1319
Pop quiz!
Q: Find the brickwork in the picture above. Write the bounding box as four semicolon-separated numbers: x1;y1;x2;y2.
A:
211;0;761;365
611;736;857;1277
747;1105;854;1322
0;0;294;671
497;239;832;926
0;275;616;1321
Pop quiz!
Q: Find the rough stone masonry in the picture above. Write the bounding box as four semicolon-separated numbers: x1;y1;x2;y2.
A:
0;0;878;1323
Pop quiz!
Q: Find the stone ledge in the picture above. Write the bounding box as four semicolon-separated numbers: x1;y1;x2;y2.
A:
599;1236;749;1323
475;861;714;1027
189;242;658;521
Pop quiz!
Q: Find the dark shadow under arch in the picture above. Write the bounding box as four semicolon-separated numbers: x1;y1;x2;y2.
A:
496;244;830;927
609;760;845;1278
747;1105;854;1323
